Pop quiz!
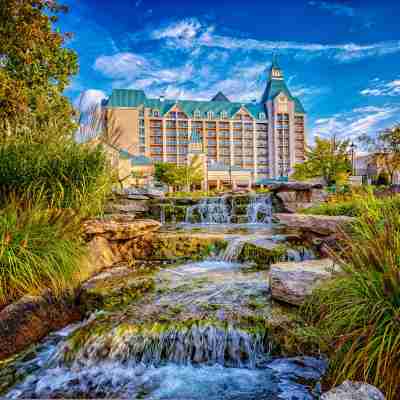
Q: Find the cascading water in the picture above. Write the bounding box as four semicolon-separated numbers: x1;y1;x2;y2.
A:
246;195;272;224
3;208;327;399
222;237;248;262
185;197;231;224
185;195;273;225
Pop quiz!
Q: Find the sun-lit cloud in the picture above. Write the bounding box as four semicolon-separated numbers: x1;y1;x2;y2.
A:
145;18;399;63
361;79;400;97
311;105;400;144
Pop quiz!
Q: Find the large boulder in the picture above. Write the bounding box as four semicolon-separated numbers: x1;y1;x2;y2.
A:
79;266;154;314
274;213;355;236
321;381;385;400
83;217;161;241
270;258;338;306
0;293;81;360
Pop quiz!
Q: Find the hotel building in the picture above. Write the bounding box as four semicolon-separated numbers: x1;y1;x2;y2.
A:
103;57;306;188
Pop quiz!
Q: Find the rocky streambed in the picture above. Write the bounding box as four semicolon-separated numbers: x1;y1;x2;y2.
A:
1;195;366;399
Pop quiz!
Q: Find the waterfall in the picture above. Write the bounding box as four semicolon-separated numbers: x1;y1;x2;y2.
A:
185;197;231;224
160;205;166;224
246;195;272;224
222;237;247;262
58;322;269;370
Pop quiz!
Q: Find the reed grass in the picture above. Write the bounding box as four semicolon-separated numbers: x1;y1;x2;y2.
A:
302;198;400;399
0;197;86;308
0;140;113;217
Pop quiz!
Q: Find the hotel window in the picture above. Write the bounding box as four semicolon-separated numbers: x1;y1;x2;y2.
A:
153;110;160;117
220;111;227;119
194;110;201;118
207;111;214;119
258;112;266;120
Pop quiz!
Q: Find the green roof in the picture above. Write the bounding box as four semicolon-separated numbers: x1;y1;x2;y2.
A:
105;89;267;120
130;155;153;166
118;149;153;166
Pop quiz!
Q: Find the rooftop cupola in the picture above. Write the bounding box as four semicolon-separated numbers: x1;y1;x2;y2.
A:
270;53;283;80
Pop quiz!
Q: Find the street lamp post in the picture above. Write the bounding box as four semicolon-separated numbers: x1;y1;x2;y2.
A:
350;142;356;176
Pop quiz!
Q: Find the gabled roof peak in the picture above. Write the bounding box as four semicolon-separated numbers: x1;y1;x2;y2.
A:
211;91;230;102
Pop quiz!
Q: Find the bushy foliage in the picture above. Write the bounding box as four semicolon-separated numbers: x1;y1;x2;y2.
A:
302;200;400;399
0;0;78;130
155;156;204;191
292;137;351;185
0;140;113;216
0;199;85;308
302;190;400;217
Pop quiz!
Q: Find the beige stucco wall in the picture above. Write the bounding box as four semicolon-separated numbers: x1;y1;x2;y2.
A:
106;108;138;154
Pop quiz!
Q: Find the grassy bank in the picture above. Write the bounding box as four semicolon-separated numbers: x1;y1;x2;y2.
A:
301;197;400;399
0;135;114;308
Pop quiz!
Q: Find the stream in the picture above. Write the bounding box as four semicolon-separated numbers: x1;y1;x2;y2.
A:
2;195;326;399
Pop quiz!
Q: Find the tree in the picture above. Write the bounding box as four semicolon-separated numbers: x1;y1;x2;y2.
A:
154;162;180;188
360;124;400;184
180;155;204;190
292;136;351;185
154;157;204;191
0;0;78;135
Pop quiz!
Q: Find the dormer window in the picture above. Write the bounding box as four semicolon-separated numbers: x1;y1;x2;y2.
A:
259;112;266;120
220;111;227;119
194;109;201;119
279;94;287;103
207;111;214;120
153;110;160;117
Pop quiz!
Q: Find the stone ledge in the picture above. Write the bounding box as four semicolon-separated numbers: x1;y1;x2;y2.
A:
270;258;339;306
274;213;355;236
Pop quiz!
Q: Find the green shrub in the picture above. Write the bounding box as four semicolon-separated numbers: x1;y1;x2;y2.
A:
0;199;85;308
301;193;400;217
0;141;113;216
302;201;400;399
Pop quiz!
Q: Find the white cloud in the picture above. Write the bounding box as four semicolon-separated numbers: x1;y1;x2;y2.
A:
76;89;107;112
94;53;149;79
361;78;400;97
147;18;399;63
311;105;400;143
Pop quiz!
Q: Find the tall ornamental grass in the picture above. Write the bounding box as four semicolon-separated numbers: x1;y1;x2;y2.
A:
302;200;400;399
0;140;114;217
302;190;400;217
0;199;86;309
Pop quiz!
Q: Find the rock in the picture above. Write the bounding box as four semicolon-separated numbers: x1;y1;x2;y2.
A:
79;266;155;313
81;236;122;281
270;258;338;306
321;381;385;400
83;217;161;241
105;201;149;215
0;293;81;360
267;181;324;192
274;213;355;236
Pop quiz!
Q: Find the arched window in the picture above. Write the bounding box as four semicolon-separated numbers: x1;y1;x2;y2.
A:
259;112;266;120
207;111;214;120
153;110;159;117
220;111;227;119
194;109;201;119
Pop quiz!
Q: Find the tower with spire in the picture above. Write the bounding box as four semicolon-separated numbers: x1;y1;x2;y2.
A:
260;54;306;178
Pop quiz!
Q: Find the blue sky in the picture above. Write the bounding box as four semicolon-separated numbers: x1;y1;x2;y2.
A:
60;0;400;144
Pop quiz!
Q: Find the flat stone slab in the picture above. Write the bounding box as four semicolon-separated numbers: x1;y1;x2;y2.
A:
270;258;338;306
321;380;385;400
83;217;161;240
274;213;355;236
